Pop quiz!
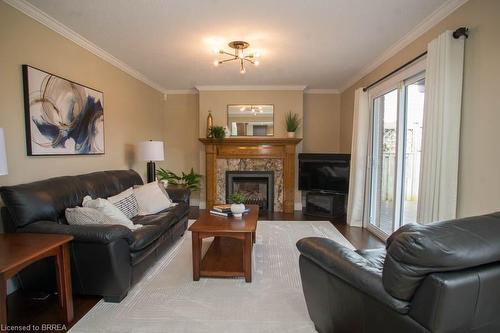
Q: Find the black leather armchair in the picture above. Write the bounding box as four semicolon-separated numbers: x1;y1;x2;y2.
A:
297;212;500;333
0;170;190;302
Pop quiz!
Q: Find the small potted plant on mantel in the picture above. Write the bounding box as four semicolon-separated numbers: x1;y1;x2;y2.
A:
228;192;247;218
207;125;226;139
285;112;301;138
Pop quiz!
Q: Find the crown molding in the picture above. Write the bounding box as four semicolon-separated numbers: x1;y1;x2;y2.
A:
195;85;307;91
339;0;469;92
164;89;198;95
304;89;340;94
4;0;167;94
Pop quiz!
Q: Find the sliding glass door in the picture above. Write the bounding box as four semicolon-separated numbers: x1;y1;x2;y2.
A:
366;70;425;238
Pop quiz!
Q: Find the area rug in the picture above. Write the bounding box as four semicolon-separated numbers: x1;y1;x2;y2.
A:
70;220;355;333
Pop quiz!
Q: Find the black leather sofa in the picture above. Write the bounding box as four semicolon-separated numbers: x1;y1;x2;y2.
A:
0;170;190;302
297;212;500;333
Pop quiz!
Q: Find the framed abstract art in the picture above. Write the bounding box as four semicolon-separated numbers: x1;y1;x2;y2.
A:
22;65;105;156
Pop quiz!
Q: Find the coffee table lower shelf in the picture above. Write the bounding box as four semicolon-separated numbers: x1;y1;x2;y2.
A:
192;233;254;282
201;237;245;278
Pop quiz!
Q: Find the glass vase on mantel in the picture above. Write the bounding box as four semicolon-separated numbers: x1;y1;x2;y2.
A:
206;110;213;138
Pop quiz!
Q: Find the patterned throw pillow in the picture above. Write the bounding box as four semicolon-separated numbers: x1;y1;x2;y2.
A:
107;187;139;218
65;206;115;226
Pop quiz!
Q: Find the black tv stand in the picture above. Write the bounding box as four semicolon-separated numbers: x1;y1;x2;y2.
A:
304;191;347;219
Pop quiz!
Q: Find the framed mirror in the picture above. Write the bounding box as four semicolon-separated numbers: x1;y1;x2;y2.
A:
227;104;274;136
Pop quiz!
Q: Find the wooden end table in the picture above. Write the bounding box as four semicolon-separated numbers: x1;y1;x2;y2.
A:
0;233;74;327
189;205;259;282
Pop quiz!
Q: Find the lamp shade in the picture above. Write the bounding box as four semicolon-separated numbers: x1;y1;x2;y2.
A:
0;128;8;176
137;141;164;162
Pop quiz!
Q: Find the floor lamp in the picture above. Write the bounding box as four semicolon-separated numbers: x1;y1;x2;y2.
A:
137;140;164;183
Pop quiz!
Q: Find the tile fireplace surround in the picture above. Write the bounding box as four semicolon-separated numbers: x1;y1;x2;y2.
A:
199;138;302;213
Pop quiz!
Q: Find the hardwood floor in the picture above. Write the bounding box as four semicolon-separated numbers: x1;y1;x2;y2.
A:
7;207;383;332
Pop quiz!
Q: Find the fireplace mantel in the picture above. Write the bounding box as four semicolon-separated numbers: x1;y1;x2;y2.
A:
199;137;302;213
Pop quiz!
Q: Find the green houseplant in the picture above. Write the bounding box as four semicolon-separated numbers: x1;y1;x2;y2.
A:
228;192;247;218
285;112;301;138
156;168;202;191
208;126;226;139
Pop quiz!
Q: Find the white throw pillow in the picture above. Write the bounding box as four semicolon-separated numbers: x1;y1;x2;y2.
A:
82;196;142;230
65;207;115;226
107;187;139;218
133;181;174;215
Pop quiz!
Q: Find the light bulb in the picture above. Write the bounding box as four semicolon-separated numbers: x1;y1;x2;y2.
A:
212;48;220;54
253;51;261;58
254;60;260;66
213;60;219;66
240;67;246;74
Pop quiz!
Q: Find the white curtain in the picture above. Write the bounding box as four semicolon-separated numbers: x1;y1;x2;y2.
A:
417;30;465;224
347;88;369;227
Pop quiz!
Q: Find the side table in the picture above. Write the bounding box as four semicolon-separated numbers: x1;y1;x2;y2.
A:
0;233;74;327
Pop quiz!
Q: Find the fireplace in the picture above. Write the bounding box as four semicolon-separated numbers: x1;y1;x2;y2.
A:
226;171;274;212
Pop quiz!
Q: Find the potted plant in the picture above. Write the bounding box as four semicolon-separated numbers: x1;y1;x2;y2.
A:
208;126;226;139
156;168;202;191
285;112;301;138
228;192;247;218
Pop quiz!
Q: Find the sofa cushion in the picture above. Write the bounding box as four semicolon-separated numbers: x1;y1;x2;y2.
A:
129;225;163;252
131;211;178;232
383;211;500;301
164;202;189;219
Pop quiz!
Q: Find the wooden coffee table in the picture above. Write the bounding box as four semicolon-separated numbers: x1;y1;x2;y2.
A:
189;205;259;282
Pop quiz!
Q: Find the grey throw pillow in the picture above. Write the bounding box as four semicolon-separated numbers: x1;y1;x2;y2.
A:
65;206;115;226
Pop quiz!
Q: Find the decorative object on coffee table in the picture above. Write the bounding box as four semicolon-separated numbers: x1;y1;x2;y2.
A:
189;205;259;282
228;191;247;217
0;233;74;326
285;111;301;138
156;167;201;191
137;140;164;183
22;65;104;156
207;125;226;139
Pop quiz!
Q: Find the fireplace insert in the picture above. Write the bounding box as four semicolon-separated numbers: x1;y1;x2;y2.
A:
226;171;274;212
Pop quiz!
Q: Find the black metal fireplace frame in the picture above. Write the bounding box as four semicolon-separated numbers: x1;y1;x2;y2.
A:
225;171;274;212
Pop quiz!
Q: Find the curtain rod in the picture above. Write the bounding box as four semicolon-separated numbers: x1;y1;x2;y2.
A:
362;27;469;92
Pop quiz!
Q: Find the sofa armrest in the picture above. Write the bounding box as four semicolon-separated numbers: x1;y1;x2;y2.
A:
20;220;134;245
297;237;409;313
165;187;191;204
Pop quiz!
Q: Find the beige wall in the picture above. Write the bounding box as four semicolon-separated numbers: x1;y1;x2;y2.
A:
339;0;500;217
0;2;165;188
303;93;341;152
164;93;200;203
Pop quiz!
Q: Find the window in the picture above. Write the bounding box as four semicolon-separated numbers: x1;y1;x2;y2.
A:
365;60;425;238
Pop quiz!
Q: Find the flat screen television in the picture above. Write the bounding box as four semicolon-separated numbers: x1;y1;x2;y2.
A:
299;153;351;193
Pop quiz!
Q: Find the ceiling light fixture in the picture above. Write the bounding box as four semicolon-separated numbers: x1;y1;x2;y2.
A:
213;41;260;74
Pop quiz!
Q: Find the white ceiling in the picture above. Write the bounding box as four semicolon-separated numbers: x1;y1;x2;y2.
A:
23;0;452;91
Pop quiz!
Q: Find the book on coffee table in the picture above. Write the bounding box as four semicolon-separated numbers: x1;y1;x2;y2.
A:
212;204;232;213
209;208;250;217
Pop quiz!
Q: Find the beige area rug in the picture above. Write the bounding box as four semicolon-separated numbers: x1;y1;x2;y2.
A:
70;220;355;333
